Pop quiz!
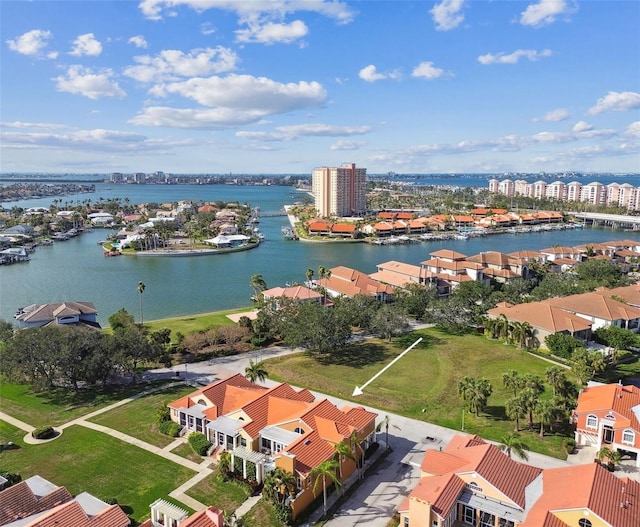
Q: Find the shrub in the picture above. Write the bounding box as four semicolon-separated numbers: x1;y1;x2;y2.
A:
188;432;211;456
545;333;582;359
159;420;181;437
31;427;55;440
155;405;171;423
563;438;577;454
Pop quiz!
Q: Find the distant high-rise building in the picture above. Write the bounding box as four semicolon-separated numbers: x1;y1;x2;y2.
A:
312;163;367;217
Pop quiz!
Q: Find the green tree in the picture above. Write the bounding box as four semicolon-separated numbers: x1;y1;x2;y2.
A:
244;358;268;384
137;281;146;325
535;398;558;437
572;348;606;384
505;396;527;432
575;259;630;290
545;333;582;359
510;321;534;349
305;268;314;285
545;366;567;397
334;294;380;331
250;274;268;303
370;304;409;341
395;283;438;319
310;459;341;516
263;467;296;504
333;440;355;492
458;376;492;416
499;433;529;460
502;370;523;398
108;308;135;330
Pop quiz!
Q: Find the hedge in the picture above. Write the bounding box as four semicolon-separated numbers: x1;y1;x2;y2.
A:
31;427;55;440
159;421;181;437
188;432;211;456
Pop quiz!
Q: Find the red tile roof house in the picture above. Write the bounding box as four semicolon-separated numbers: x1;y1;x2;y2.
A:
167;374;377;521
420;250;486;295
399;433;640;527
262;285;324;309
316;266;395;302
0;475;130;527
571;382;640;467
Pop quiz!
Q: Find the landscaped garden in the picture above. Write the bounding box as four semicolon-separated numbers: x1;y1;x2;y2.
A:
0;422;195;524
265;328;582;458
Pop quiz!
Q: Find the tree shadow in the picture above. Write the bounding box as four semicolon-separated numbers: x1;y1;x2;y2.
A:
393;332;442;349
317;342;388;368
483;405;509;421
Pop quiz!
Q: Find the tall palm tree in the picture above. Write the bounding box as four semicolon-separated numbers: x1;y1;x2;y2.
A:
502;370;523;398
495;314;510;343
137;281;146;325
545;366;566;397
505;396;526;432
350;430;365;479
310;459;341;516
305;268;314;286
250;274;267;303
499;433;529;461
333;440;355;492
263;467;296;504
244;359;268;384
511;321;533;349
535;399;558;437
318;266;331;304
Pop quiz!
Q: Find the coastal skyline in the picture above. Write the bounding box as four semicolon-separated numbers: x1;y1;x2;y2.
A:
1;1;639;175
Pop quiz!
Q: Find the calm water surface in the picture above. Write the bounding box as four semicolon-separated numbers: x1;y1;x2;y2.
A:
1;184;639;326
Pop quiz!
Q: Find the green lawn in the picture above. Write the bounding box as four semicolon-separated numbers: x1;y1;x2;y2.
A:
186;473;252;514
0;422;195;525
266;329;579;458
139;308;251;340
242;499;284;527
0;382;168;428
88;384;194;447
171;441;204;463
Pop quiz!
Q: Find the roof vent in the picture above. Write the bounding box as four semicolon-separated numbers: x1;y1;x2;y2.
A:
304;439;311;445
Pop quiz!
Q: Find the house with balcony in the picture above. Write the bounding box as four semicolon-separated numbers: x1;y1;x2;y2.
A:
167;375;377;521
571;382;640;467
420;250;485;294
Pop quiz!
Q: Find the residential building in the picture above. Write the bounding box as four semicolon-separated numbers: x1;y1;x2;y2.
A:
420;249;485;293
545;292;640;331
262;285;324;308
399;433;640;527
13;301;100;329
572;382;640;466
312;163;367;217
316;265;395;301
167;374;377;521
0;475;130;527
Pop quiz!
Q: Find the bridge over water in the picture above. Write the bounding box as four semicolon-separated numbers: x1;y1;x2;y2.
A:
570;212;640;230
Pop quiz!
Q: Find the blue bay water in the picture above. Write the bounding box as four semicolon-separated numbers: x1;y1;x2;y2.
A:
1;183;639;326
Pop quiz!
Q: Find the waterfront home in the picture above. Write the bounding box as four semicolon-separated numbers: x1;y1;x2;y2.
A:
571;382;640;466
316;265;395;301
466;251;530;283
204;234;251;248
420;249;486;292
0;475;130;527
14;301;100;329
594;283;640;308
545;292;640;331
539;246;584;262
262;285;324;308
399;433;639;527
167;374;377;521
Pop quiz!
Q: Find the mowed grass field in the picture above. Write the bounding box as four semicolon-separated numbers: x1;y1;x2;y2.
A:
141;308;254;341
265;329;578;458
0;422;195;524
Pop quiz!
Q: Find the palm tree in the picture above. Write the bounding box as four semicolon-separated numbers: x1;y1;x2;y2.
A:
502;370;523;398
137;281;146;325
499;433;529;460
305;268;314;286
545;366;566;397
333;440;355;492
250;274;267;303
535;399;558;437
511;321;533;349
263;467;297;504
244;359;268;384
350;430;365;479
318;266;332;304
495;314;510;343
310;459;341;516
505;396;527;432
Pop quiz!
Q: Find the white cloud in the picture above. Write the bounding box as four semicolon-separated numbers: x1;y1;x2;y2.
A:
138;0;356;25
54;65;126;99
412;62;445;80
236;124;370;142
6;29;53;56
0;121;68;130
573;120;593;133
359;65;401;82
130;106;267;129
430;0;466;31
201;22;216;35
236;19;308;45
520;0;576;28
532;108;570;122
331;140;366;150
124;47;239;83
478;49;552;65
69;33;103;56
128;35;148;49
588;91;640;115
625;122;640;138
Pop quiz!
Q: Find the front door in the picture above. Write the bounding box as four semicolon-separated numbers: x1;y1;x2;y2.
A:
603;426;614;444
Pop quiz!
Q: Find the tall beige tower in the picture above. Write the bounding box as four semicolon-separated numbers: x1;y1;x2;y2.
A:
312;163;367;217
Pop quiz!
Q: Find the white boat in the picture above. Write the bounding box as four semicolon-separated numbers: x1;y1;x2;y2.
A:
453;232;469;240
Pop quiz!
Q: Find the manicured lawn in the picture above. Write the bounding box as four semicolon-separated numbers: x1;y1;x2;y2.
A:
0;423;195;525
0;382;167;428
266;329;580;458
88;384;194;447
242;499;284;527
171;441;204;463
186;473;252;514
140;308;251;340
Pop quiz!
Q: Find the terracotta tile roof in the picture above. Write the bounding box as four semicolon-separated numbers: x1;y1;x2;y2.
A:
522;463;640;527
376;260;425;279
263;286;322;301
285;430;336;475
595;284;640;307
421;258;482;272
0;480;73;525
552;257;580;266
317;266;394;297
241;387;315;437
481;267;520;279
369;270;414;288
540;246;581;255
19;500;130;527
307;220;332;232
508;250;543;260
373;221;394;231
428;249;467;260
377;211;396;219
451;215;475;223
410;473;467;517
331;223;356;234
488;301;592;333
574;383;640;431
396;212;414;220
466;251;513;268
180;507;224;527
545;292;640;322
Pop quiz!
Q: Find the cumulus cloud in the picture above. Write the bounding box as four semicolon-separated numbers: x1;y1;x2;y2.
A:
69;33;102;56
124;47;239;83
131;74;327;129
0;121;67;130
128;35;148;48
331;139;366;150
359;65;401;82
430;0;466;31
532;108;570;122
237;123;371;141
588;91;640;115
54;65;126;99
478;48;552;65
573;121;593;133
626;121;640;138
138;0;356;25
236;20;308;45
6;29;53;56
520;0;576;28
412;62;445;80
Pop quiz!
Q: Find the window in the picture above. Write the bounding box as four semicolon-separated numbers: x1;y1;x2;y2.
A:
240;437;247;447
403;517;409;527
294;427;305;434
296;477;302;490
623;429;635;445
578;519;592;527
197;399;206;405
499;520;514;527
432;521;438;527
586;414;597;429
480;512;495;527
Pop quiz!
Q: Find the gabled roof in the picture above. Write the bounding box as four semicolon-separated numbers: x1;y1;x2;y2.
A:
594;284;640;307
429;249;467;260
263;285;322;301
13;499;130;527
317;266;394;297
0;477;73;525
574;382;640;431
545;292;640;322
488;301;592;334
466;251;513;268
15;302;98;323
522;463;640;527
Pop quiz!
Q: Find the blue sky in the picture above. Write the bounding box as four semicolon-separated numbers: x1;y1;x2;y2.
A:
1;0;639;175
